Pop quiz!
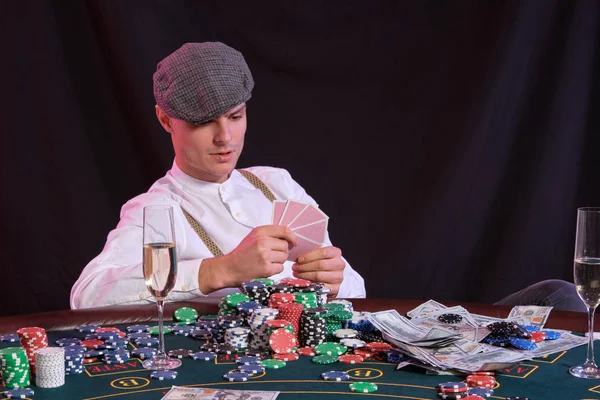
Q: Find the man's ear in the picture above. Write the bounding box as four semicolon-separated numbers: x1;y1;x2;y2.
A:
155;105;173;133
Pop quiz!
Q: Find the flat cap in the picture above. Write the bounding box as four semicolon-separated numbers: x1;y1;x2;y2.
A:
153;42;254;124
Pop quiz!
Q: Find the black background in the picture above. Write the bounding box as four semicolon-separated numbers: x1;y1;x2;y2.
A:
1;0;599;316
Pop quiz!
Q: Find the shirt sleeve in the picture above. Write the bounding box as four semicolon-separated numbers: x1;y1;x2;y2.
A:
70;193;207;309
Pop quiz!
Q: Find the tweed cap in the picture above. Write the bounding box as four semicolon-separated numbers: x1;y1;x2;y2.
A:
153;42;254;124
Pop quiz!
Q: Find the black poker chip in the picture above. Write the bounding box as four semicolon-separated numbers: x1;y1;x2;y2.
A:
437;313;463;324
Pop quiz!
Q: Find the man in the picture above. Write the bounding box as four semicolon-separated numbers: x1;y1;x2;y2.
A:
70;42;366;309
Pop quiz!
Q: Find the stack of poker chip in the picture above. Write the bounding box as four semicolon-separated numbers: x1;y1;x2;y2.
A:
224;327;250;350
329;299;354;312
277;303;303;343
236;301;264;321
64;346;86;374
248;308;279;349
219;293;251;317
217;315;244;343
173;307;199;325
317;286;332;306
103;349;130;364
35;347;65;388
294;291;319;309
300;308;328;347
16;326;49;374
268;292;295;309
0;347;31;388
241;281;271;306
322;304;353;340
268;282;294;295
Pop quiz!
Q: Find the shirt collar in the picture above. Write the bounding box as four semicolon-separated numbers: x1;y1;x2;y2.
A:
168;160;254;195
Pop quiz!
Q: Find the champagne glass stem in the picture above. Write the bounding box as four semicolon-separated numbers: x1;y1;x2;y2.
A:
157;299;166;356
585;305;598;368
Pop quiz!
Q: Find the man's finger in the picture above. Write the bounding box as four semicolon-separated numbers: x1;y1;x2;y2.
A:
292;269;343;285
292;257;345;273
296;246;341;264
254;225;297;247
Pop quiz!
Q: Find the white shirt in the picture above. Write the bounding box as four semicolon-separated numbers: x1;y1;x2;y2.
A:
70;162;366;309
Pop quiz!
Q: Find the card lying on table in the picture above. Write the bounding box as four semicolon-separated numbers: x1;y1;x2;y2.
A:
271;200;329;261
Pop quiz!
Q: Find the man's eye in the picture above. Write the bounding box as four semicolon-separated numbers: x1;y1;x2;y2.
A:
231;114;242;120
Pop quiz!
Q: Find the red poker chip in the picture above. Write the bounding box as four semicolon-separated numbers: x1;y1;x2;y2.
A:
83;357;98;364
280;278;296;285
297;347;317;356
529;331;547;343
269;328;297;354
273;352;300;361
439;385;469;394
338;354;364;364
466;375;496;388
366;342;392;352
461;396;485;400
353;349;377;359
287;278;312;288
472;371;494;375
81;339;105;349
265;320;291;329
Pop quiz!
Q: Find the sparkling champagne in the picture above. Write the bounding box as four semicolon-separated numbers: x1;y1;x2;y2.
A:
143;242;177;300
574;257;600;308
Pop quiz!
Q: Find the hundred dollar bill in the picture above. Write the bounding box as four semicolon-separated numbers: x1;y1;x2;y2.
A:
368;310;428;342
406;299;448;318
161;386;280;400
507;305;553;328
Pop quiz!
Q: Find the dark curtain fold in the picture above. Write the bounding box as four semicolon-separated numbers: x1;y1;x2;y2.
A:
0;0;598;316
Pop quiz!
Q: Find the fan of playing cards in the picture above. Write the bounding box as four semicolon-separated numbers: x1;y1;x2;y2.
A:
272;200;329;262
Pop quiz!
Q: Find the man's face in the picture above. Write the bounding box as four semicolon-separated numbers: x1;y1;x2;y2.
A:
163;103;247;183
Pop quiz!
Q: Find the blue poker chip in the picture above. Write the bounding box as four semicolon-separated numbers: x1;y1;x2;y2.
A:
190;351;216;361
190;329;213;339
4;388;35;399
173;326;195;336
438;382;468;390
223;371;251;382
135;337;159;347
238;364;265;374
85;333;99;340
509;337;537;350
0;334;19;343
542;330;561;340
56;337;82;346
128;332;151;340
236;355;262;365
131;347;158;359
126;324;150;333
523;325;540;332
150;370;178;380
85;350;107;358
96;332;119;340
468;387;493;397
321;370;350;381
78;324;101;333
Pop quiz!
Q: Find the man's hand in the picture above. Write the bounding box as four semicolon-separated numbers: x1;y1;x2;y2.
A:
198;225;296;294
291;246;345;297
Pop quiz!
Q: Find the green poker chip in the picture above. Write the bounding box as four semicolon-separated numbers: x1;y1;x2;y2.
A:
349;382;378;393
311;354;338;364
314;342;346;356
147;326;171;335
174;307;199;322
260;359;287;369
225;293;251;307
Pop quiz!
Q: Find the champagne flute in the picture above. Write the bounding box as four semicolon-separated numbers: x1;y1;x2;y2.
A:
142;205;181;370
570;207;600;379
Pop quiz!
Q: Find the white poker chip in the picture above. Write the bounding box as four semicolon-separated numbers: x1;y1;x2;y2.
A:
334;329;358;339
340;338;366;348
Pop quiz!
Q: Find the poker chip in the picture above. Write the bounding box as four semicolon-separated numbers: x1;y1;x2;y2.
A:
174;307;199;322
438;382;469;393
366;341;392;352
269;328;297;354
467;387;493;397
523;325;540;332
78;324;101;333
334;329;358;339
437;392;470;400
353;349;376;359
340;338;366;348
173;326;195;336
55;337;82;347
96;332;119;340
135;337;159;347
4;387;35;399
349;382;378;393
260;359;287;369
223;371;251;382
0;334;19;343
466;375;496;389
190;351;216;361
321;370;350;381
147;326;171;335
437;313;463;324
528;331;547;343
338;354;364;364
297;347;317;356
509;337;536;351
273;352;299;361
314;342;346;356
236;355;262;365
238;364;265;375
126;324;150;333
312;354;338;364
168;349;193;359
472;371;494;376
542;330;561;340
150;370;178;380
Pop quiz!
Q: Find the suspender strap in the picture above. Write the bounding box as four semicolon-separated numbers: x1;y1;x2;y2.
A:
236;169;277;201
182;169;276;257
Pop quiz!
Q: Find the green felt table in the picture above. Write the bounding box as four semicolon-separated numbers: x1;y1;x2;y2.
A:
0;299;598;400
